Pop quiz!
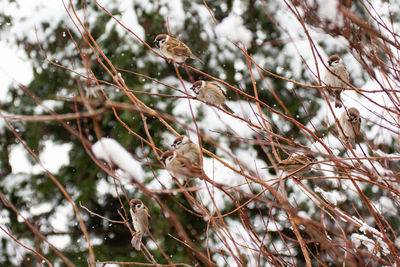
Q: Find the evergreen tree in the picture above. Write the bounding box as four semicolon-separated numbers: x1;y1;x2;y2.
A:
1;0;400;266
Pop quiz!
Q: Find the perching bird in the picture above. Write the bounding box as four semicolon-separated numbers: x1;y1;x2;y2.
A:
129;199;150;251
190;80;234;113
160;150;202;181
338;107;361;149
171;136;201;166
277;153;316;177
324;55;350;108
153;34;203;64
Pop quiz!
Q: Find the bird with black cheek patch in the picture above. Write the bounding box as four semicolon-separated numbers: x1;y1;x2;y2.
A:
190;80;234;113
324;55;350;108
171;136;201;166
338;107;361;149
160;150;203;181
129;199;150;251
153;34;203;64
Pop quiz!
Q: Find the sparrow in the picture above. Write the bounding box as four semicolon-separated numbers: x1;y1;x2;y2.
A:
323;55;350;108
153;34;203;64
277;153;316;177
338;107;361;149
129;199;150;251
171;135;201;166
190;80;234;113
160;150;203;181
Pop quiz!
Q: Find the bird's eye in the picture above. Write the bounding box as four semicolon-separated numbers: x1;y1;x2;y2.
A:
176;141;182;145
136;204;141;209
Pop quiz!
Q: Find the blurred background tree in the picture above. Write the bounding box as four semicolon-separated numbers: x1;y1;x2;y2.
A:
1;0;400;266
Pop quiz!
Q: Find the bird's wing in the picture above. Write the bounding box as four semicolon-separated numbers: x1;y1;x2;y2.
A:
145;207;151;227
355;120;361;135
177;154;203;175
279;155;308;166
215;83;227;97
338;65;350;83
138;209;150;232
344;68;350;83
168;39;191;57
189;143;201;165
278;158;293;166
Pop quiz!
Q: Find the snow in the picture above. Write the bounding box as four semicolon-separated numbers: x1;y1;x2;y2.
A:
99;0;145;41
0;41;33;101
351;233;376;252
29;202;53;216
8;144;34;174
378;196;397;214
315;187;346;205
358;222;390;255
160;0;185;32
0;1;68;44
209;218;267;266
314;0;344;27
2;0;400;264
47;235;71;250
8;141;72;174
92;138;144;182
33;100;64;115
215;13;253;47
360;222;382;237
37;141;72;173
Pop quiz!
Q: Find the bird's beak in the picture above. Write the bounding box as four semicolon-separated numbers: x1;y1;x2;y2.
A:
153;40;159;48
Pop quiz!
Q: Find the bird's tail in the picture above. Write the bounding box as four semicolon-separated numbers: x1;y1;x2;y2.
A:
131;232;143;251
349;139;356;149
191;54;204;64
222;104;234;114
261;166;275;169
334;92;342;108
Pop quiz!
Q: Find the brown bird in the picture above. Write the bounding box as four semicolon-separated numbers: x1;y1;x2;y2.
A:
153;34;203;64
190;80;234;113
160;150;203;181
324;55;350;108
277;153;316;177
338;107;361;149
129;199;150;251
171;135;201;166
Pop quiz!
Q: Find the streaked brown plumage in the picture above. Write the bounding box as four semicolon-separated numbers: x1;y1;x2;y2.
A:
153;34;202;64
160;150;202;180
171;136;201;166
278;153;316;176
338;107;361;149
129;199;150;251
190;80;234;113
324;55;350;108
